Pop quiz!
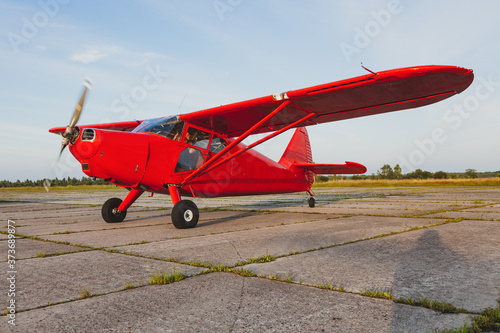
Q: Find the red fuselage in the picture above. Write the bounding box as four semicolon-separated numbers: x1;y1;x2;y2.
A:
69;125;311;198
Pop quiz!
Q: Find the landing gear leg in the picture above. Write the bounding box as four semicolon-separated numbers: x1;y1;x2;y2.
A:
102;188;144;223
168;185;199;229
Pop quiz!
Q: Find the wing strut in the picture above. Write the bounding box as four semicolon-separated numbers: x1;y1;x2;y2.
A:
183;111;315;184
180;100;291;186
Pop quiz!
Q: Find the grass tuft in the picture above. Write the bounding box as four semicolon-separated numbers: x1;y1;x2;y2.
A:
232;269;257;277
361;288;394;300
148;270;187;285
395;296;467;314
79;287;92;299
235;253;276;266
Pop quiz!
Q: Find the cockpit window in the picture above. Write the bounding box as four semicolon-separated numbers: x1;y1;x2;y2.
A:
134;116;184;141
209;135;226;153
184;127;211;149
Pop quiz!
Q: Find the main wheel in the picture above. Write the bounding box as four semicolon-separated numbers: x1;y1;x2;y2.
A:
102;198;127;223
308;197;315;208
171;200;199;229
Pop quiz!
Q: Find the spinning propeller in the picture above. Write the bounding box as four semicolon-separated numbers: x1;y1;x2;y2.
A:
44;78;92;192
58;77;93;158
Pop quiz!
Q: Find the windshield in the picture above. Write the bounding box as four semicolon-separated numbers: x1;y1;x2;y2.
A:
134;116;184;141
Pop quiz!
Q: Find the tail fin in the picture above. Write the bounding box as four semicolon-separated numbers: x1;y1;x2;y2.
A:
279;127;314;186
279;127;367;182
278;127;313;168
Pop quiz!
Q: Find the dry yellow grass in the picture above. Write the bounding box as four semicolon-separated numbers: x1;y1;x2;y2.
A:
313;177;500;188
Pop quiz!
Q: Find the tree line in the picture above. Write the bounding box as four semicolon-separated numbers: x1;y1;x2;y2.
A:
315;164;500;182
0;177;112;188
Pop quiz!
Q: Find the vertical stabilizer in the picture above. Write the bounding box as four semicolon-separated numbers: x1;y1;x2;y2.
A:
279;127;314;186
279;127;313;168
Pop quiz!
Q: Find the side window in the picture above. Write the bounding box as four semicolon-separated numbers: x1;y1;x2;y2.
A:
184;127;211;149
175;147;205;173
209;135;226;153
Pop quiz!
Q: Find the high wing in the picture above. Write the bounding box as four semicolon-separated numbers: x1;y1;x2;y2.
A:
180;65;473;138
49;120;143;134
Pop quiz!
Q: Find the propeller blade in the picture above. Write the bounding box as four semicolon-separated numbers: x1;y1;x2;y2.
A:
68;78;92;129
43;179;51;192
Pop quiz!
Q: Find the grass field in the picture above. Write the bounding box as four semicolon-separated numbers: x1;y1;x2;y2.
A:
1;178;499;192
313;177;500;188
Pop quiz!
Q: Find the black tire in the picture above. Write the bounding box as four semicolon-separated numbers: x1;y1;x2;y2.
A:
102;198;127;223
308;197;315;208
171;200;199;229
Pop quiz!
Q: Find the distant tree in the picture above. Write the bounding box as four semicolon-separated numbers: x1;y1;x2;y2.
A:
394;164;402;179
465;169;478;178
434;171;448;179
378;164;395;179
315;175;330;182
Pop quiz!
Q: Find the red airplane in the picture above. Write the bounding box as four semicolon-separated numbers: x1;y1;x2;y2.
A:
49;65;473;229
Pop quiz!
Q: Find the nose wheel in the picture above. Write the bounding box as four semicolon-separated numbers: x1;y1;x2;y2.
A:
171;200;199;229
308;197;315;208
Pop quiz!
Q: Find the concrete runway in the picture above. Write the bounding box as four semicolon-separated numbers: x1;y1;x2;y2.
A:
1;186;499;332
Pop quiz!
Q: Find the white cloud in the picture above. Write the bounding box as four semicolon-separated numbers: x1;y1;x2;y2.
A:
69;46;119;64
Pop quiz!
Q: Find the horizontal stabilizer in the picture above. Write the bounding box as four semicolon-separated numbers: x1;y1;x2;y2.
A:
293;161;367;175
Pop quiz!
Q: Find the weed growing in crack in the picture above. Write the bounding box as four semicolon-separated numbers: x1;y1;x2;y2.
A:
79;287;92;299
395;296;467;313
149;270;187;285
361;289;394;300
235;253;276;266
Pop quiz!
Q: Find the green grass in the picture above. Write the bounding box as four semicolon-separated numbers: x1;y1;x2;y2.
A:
235;253;276;266
438;306;500;332
395;296;467;314
231;269;257;277
149;270;187;285
361;289;394;300
318;282;345;292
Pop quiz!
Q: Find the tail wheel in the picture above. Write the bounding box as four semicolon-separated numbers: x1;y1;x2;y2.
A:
308;197;316;208
102;198;127;223
171;200;199;229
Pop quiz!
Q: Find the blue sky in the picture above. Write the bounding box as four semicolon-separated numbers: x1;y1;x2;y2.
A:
1;0;499;181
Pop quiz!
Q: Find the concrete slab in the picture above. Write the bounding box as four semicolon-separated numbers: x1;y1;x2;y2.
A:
13;273;471;332
465;205;500;213
244;220;500;312
0;186;498;332
257;205;433;216
427;211;500;221
13;210;253;237
0;237;86;259
116;216;445;266
42;212;326;248
0;250;203;312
